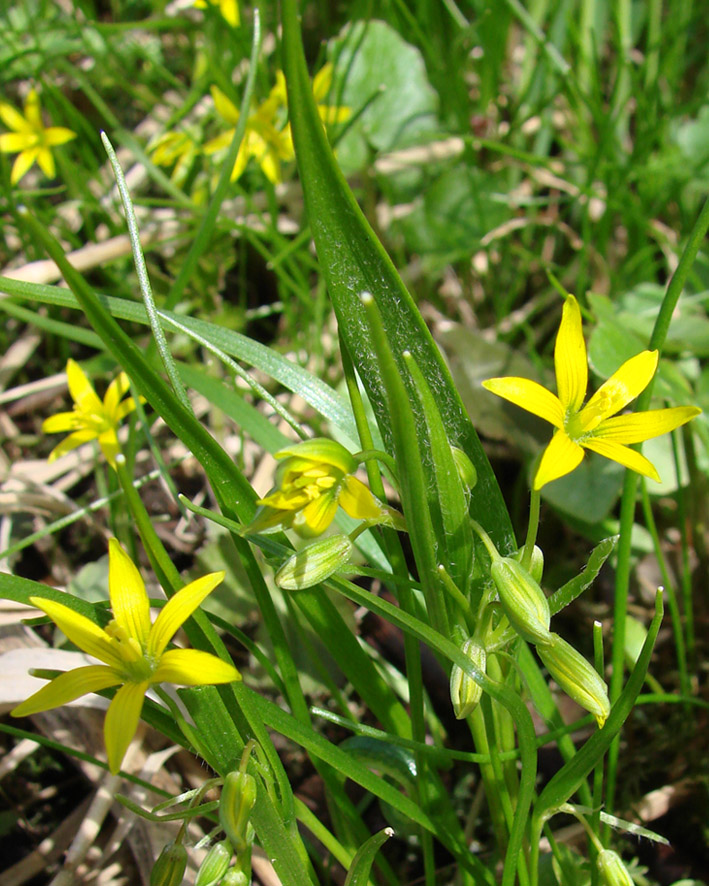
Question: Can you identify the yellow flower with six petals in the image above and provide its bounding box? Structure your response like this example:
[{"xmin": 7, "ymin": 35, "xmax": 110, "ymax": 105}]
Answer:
[
  {"xmin": 11, "ymin": 539, "xmax": 239, "ymax": 774},
  {"xmin": 204, "ymin": 84, "xmax": 293, "ymax": 184},
  {"xmin": 247, "ymin": 438, "xmax": 395, "ymax": 538},
  {"xmin": 273, "ymin": 64, "xmax": 351, "ymax": 127},
  {"xmin": 0, "ymin": 88, "xmax": 76, "ymax": 185},
  {"xmin": 482, "ymin": 295, "xmax": 701, "ymax": 489},
  {"xmin": 43, "ymin": 359, "xmax": 141, "ymax": 469}
]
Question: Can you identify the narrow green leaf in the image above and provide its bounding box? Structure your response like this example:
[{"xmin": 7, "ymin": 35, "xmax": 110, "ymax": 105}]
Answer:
[
  {"xmin": 280, "ymin": 0, "xmax": 515, "ymax": 553},
  {"xmin": 549, "ymin": 536, "xmax": 618, "ymax": 615},
  {"xmin": 344, "ymin": 827, "xmax": 394, "ymax": 886}
]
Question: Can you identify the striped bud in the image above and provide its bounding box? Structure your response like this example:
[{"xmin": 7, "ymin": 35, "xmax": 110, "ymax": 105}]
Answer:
[
  {"xmin": 150, "ymin": 842, "xmax": 187, "ymax": 886},
  {"xmin": 597, "ymin": 849, "xmax": 634, "ymax": 886},
  {"xmin": 275, "ymin": 535, "xmax": 353, "ymax": 590},
  {"xmin": 537, "ymin": 633, "xmax": 610, "ymax": 728},
  {"xmin": 491, "ymin": 557, "xmax": 552, "ymax": 646},
  {"xmin": 219, "ymin": 770, "xmax": 257, "ymax": 852},
  {"xmin": 194, "ymin": 840, "xmax": 232, "ymax": 886},
  {"xmin": 513, "ymin": 545, "xmax": 544, "ymax": 584},
  {"xmin": 450, "ymin": 640, "xmax": 486, "ymax": 719},
  {"xmin": 220, "ymin": 872, "xmax": 249, "ymax": 886}
]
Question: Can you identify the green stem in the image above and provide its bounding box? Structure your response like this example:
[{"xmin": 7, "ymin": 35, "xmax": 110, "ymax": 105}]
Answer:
[{"xmin": 521, "ymin": 488, "xmax": 541, "ymax": 571}]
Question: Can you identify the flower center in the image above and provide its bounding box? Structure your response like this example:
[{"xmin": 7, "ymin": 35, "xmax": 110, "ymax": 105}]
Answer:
[{"xmin": 105, "ymin": 620, "xmax": 155, "ymax": 681}]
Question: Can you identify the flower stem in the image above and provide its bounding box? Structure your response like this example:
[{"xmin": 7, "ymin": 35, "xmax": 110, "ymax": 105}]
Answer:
[{"xmin": 521, "ymin": 488, "xmax": 540, "ymax": 572}]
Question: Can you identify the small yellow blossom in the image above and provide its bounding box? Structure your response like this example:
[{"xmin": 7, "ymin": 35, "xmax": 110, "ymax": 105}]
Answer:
[
  {"xmin": 204, "ymin": 85, "xmax": 293, "ymax": 184},
  {"xmin": 273, "ymin": 64, "xmax": 351, "ymax": 127},
  {"xmin": 482, "ymin": 295, "xmax": 701, "ymax": 489},
  {"xmin": 11, "ymin": 539, "xmax": 239, "ymax": 773},
  {"xmin": 194, "ymin": 0, "xmax": 240, "ymax": 27},
  {"xmin": 0, "ymin": 88, "xmax": 76, "ymax": 185},
  {"xmin": 149, "ymin": 130, "xmax": 199, "ymax": 183},
  {"xmin": 245, "ymin": 438, "xmax": 397, "ymax": 538},
  {"xmin": 43, "ymin": 359, "xmax": 140, "ymax": 469}
]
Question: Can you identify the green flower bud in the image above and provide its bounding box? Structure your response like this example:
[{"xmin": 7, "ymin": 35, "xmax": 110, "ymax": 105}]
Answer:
[
  {"xmin": 513, "ymin": 545, "xmax": 544, "ymax": 584},
  {"xmin": 195, "ymin": 841, "xmax": 232, "ymax": 886},
  {"xmin": 451, "ymin": 447, "xmax": 477, "ymax": 491},
  {"xmin": 597, "ymin": 849, "xmax": 634, "ymax": 886},
  {"xmin": 450, "ymin": 640, "xmax": 486, "ymax": 719},
  {"xmin": 150, "ymin": 841, "xmax": 187, "ymax": 886},
  {"xmin": 219, "ymin": 771, "xmax": 257, "ymax": 852},
  {"xmin": 537, "ymin": 633, "xmax": 610, "ymax": 728},
  {"xmin": 220, "ymin": 872, "xmax": 249, "ymax": 886},
  {"xmin": 491, "ymin": 557, "xmax": 552, "ymax": 646},
  {"xmin": 275, "ymin": 535, "xmax": 353, "ymax": 590}
]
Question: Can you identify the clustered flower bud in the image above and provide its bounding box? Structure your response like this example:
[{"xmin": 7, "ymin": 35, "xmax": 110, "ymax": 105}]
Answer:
[
  {"xmin": 537, "ymin": 633, "xmax": 611, "ymax": 728},
  {"xmin": 150, "ymin": 841, "xmax": 187, "ymax": 886},
  {"xmin": 449, "ymin": 639, "xmax": 486, "ymax": 719},
  {"xmin": 195, "ymin": 840, "xmax": 232, "ymax": 886},
  {"xmin": 491, "ymin": 557, "xmax": 552, "ymax": 647},
  {"xmin": 275, "ymin": 535, "xmax": 353, "ymax": 590},
  {"xmin": 597, "ymin": 849, "xmax": 635, "ymax": 886},
  {"xmin": 219, "ymin": 769, "xmax": 257, "ymax": 852}
]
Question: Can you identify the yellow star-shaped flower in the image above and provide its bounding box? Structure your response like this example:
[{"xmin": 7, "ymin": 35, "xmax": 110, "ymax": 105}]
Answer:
[
  {"xmin": 273, "ymin": 64, "xmax": 351, "ymax": 128},
  {"xmin": 204, "ymin": 85, "xmax": 293, "ymax": 184},
  {"xmin": 482, "ymin": 295, "xmax": 701, "ymax": 489},
  {"xmin": 43, "ymin": 359, "xmax": 141, "ymax": 469},
  {"xmin": 0, "ymin": 88, "xmax": 76, "ymax": 185},
  {"xmin": 246, "ymin": 438, "xmax": 397, "ymax": 538},
  {"xmin": 12, "ymin": 539, "xmax": 239, "ymax": 773}
]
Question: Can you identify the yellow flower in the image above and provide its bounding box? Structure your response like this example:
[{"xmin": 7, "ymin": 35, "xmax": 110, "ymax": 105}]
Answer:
[
  {"xmin": 194, "ymin": 0, "xmax": 240, "ymax": 27},
  {"xmin": 482, "ymin": 295, "xmax": 701, "ymax": 489},
  {"xmin": 43, "ymin": 359, "xmax": 141, "ymax": 469},
  {"xmin": 246, "ymin": 438, "xmax": 394, "ymax": 538},
  {"xmin": 204, "ymin": 85, "xmax": 293, "ymax": 184},
  {"xmin": 273, "ymin": 64, "xmax": 351, "ymax": 127},
  {"xmin": 0, "ymin": 88, "xmax": 76, "ymax": 185},
  {"xmin": 148, "ymin": 130, "xmax": 199, "ymax": 183},
  {"xmin": 11, "ymin": 539, "xmax": 239, "ymax": 773}
]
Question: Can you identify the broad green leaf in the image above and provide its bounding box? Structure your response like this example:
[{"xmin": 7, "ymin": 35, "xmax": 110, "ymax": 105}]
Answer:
[{"xmin": 281, "ymin": 0, "xmax": 515, "ymax": 555}]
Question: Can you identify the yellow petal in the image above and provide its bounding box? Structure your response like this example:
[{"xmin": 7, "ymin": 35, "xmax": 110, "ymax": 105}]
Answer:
[
  {"xmin": 218, "ymin": 0, "xmax": 240, "ymax": 26},
  {"xmin": 318, "ymin": 105, "xmax": 351, "ymax": 125},
  {"xmin": 152, "ymin": 648, "xmax": 240, "ymax": 684},
  {"xmin": 44, "ymin": 126, "xmax": 77, "ymax": 147},
  {"xmin": 46, "ymin": 429, "xmax": 99, "ymax": 462},
  {"xmin": 312, "ymin": 63, "xmax": 334, "ymax": 101},
  {"xmin": 98, "ymin": 428, "xmax": 121, "ymax": 469},
  {"xmin": 554, "ymin": 295, "xmax": 587, "ymax": 413},
  {"xmin": 42, "ymin": 410, "xmax": 84, "ymax": 433},
  {"xmin": 593, "ymin": 406, "xmax": 701, "ymax": 443},
  {"xmin": 482, "ymin": 377, "xmax": 565, "ymax": 428},
  {"xmin": 339, "ymin": 475, "xmax": 383, "ymax": 520},
  {"xmin": 210, "ymin": 86, "xmax": 240, "ymax": 125},
  {"xmin": 23, "ymin": 89, "xmax": 43, "ymax": 130},
  {"xmin": 104, "ymin": 680, "xmax": 149, "ymax": 773},
  {"xmin": 147, "ymin": 571, "xmax": 225, "ymax": 658},
  {"xmin": 229, "ymin": 142, "xmax": 250, "ymax": 181},
  {"xmin": 294, "ymin": 492, "xmax": 339, "ymax": 537},
  {"xmin": 533, "ymin": 430, "xmax": 585, "ymax": 489},
  {"xmin": 11, "ymin": 665, "xmax": 122, "ymax": 717},
  {"xmin": 582, "ymin": 438, "xmax": 660, "ymax": 482},
  {"xmin": 0, "ymin": 101, "xmax": 32, "ymax": 133},
  {"xmin": 259, "ymin": 149, "xmax": 281, "ymax": 184},
  {"xmin": 11, "ymin": 148, "xmax": 39, "ymax": 185},
  {"xmin": 29, "ymin": 597, "xmax": 122, "ymax": 669},
  {"xmin": 36, "ymin": 147, "xmax": 56, "ymax": 179},
  {"xmin": 579, "ymin": 350, "xmax": 658, "ymax": 429},
  {"xmin": 204, "ymin": 130, "xmax": 235, "ymax": 155},
  {"xmin": 0, "ymin": 131, "xmax": 36, "ymax": 152},
  {"xmin": 66, "ymin": 359, "xmax": 104, "ymax": 416},
  {"xmin": 108, "ymin": 539, "xmax": 151, "ymax": 648},
  {"xmin": 257, "ymin": 487, "xmax": 312, "ymax": 511},
  {"xmin": 114, "ymin": 397, "xmax": 140, "ymax": 423},
  {"xmin": 276, "ymin": 438, "xmax": 359, "ymax": 475},
  {"xmin": 103, "ymin": 372, "xmax": 131, "ymax": 417}
]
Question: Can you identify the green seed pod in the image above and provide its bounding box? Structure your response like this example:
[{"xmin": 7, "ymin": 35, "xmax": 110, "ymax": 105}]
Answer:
[
  {"xmin": 537, "ymin": 633, "xmax": 611, "ymax": 728},
  {"xmin": 449, "ymin": 640, "xmax": 486, "ymax": 719},
  {"xmin": 597, "ymin": 849, "xmax": 634, "ymax": 886},
  {"xmin": 513, "ymin": 545, "xmax": 544, "ymax": 584},
  {"xmin": 451, "ymin": 446, "xmax": 477, "ymax": 491},
  {"xmin": 194, "ymin": 840, "xmax": 232, "ymax": 886},
  {"xmin": 219, "ymin": 771, "xmax": 257, "ymax": 852},
  {"xmin": 275, "ymin": 535, "xmax": 353, "ymax": 590},
  {"xmin": 150, "ymin": 841, "xmax": 187, "ymax": 886},
  {"xmin": 491, "ymin": 557, "xmax": 552, "ymax": 646}
]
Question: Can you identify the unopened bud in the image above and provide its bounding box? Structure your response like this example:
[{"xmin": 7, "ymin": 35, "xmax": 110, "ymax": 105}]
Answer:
[
  {"xmin": 597, "ymin": 849, "xmax": 634, "ymax": 886},
  {"xmin": 450, "ymin": 640, "xmax": 486, "ymax": 719},
  {"xmin": 275, "ymin": 535, "xmax": 353, "ymax": 590},
  {"xmin": 451, "ymin": 447, "xmax": 477, "ymax": 491},
  {"xmin": 219, "ymin": 771, "xmax": 257, "ymax": 852},
  {"xmin": 150, "ymin": 841, "xmax": 187, "ymax": 886},
  {"xmin": 513, "ymin": 545, "xmax": 544, "ymax": 584},
  {"xmin": 220, "ymin": 872, "xmax": 249, "ymax": 886},
  {"xmin": 491, "ymin": 557, "xmax": 552, "ymax": 646},
  {"xmin": 537, "ymin": 633, "xmax": 610, "ymax": 728},
  {"xmin": 195, "ymin": 840, "xmax": 232, "ymax": 886}
]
